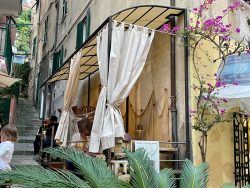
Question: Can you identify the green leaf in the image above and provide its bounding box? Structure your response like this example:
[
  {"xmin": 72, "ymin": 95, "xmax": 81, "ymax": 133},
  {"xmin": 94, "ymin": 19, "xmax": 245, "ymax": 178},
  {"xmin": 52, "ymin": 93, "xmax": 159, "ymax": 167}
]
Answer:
[
  {"xmin": 43, "ymin": 147, "xmax": 115, "ymax": 187},
  {"xmin": 180, "ymin": 160, "xmax": 209, "ymax": 188},
  {"xmin": 0, "ymin": 165, "xmax": 90, "ymax": 188},
  {"xmin": 221, "ymin": 183, "xmax": 235, "ymax": 188},
  {"xmin": 157, "ymin": 169, "xmax": 176, "ymax": 188},
  {"xmin": 124, "ymin": 148, "xmax": 158, "ymax": 188}
]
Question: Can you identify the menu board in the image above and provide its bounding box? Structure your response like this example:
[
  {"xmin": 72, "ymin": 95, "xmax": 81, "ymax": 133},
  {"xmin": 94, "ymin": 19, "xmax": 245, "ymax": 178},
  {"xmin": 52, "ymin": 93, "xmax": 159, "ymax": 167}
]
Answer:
[
  {"xmin": 219, "ymin": 53, "xmax": 250, "ymax": 85},
  {"xmin": 134, "ymin": 140, "xmax": 159, "ymax": 172}
]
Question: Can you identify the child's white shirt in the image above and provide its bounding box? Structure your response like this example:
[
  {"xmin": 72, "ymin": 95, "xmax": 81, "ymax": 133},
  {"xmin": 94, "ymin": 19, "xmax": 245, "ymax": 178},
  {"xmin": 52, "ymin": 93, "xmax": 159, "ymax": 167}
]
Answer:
[{"xmin": 0, "ymin": 141, "xmax": 14, "ymax": 170}]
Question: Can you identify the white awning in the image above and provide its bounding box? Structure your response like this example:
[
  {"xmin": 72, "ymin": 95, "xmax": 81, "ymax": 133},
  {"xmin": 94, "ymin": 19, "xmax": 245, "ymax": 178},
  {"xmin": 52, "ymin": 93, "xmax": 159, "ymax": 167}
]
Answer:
[{"xmin": 212, "ymin": 84, "xmax": 250, "ymax": 113}]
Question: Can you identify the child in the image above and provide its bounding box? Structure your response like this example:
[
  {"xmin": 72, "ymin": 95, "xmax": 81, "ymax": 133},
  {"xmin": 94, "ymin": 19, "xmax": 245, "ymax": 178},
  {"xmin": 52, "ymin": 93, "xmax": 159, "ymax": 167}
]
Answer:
[{"xmin": 0, "ymin": 125, "xmax": 17, "ymax": 171}]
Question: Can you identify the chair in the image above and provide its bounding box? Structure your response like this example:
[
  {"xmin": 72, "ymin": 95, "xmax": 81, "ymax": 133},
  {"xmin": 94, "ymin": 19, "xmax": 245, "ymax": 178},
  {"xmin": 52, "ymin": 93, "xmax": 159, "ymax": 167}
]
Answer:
[
  {"xmin": 40, "ymin": 124, "xmax": 65, "ymax": 169},
  {"xmin": 70, "ymin": 106, "xmax": 95, "ymax": 151}
]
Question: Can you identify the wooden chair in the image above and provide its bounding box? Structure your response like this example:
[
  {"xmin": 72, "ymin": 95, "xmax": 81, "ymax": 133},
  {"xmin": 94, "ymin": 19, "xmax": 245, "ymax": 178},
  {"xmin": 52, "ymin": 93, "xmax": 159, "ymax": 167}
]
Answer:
[{"xmin": 40, "ymin": 125, "xmax": 65, "ymax": 169}]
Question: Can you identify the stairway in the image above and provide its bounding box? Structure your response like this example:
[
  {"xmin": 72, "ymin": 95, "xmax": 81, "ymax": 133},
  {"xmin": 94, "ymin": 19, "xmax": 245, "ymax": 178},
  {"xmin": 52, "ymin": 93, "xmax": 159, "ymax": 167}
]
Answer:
[{"xmin": 11, "ymin": 98, "xmax": 41, "ymax": 165}]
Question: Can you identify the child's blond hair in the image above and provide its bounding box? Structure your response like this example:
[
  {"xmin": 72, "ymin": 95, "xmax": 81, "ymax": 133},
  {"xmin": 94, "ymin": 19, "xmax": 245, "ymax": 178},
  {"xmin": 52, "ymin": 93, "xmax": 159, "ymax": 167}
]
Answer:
[{"xmin": 1, "ymin": 124, "xmax": 18, "ymax": 142}]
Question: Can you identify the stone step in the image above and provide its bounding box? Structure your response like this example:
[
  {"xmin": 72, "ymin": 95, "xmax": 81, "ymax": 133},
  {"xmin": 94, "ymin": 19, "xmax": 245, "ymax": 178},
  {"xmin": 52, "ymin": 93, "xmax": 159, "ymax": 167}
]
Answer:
[
  {"xmin": 13, "ymin": 98, "xmax": 41, "ymax": 163},
  {"xmin": 16, "ymin": 126, "xmax": 39, "ymax": 131},
  {"xmin": 13, "ymin": 150, "xmax": 34, "ymax": 155},
  {"xmin": 11, "ymin": 155, "xmax": 39, "ymax": 165},
  {"xmin": 17, "ymin": 131, "xmax": 39, "ymax": 135},
  {"xmin": 15, "ymin": 143, "xmax": 34, "ymax": 151},
  {"xmin": 17, "ymin": 136, "xmax": 35, "ymax": 143}
]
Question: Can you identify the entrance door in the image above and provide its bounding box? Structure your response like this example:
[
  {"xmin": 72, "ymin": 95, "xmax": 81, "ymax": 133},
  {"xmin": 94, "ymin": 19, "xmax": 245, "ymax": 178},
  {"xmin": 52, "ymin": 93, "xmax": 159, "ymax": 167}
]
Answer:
[{"xmin": 233, "ymin": 112, "xmax": 249, "ymax": 187}]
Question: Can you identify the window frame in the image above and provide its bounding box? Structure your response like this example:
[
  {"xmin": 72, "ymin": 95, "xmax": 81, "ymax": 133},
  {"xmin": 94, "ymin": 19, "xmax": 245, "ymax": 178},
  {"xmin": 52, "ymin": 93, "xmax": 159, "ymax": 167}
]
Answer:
[
  {"xmin": 44, "ymin": 17, "xmax": 48, "ymax": 45},
  {"xmin": 62, "ymin": 0, "xmax": 68, "ymax": 18},
  {"xmin": 75, "ymin": 9, "xmax": 91, "ymax": 49}
]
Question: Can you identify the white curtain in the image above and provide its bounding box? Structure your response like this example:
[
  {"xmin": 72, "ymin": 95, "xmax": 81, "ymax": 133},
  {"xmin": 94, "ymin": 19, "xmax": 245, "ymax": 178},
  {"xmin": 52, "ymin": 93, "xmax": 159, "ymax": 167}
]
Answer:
[
  {"xmin": 55, "ymin": 52, "xmax": 82, "ymax": 146},
  {"xmin": 89, "ymin": 22, "xmax": 155, "ymax": 152}
]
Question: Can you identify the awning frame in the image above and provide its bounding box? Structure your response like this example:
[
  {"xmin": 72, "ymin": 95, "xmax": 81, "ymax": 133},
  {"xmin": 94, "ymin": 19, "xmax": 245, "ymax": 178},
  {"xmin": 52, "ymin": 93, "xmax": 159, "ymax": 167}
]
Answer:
[
  {"xmin": 41, "ymin": 4, "xmax": 190, "ymax": 160},
  {"xmin": 41, "ymin": 5, "xmax": 187, "ymax": 86}
]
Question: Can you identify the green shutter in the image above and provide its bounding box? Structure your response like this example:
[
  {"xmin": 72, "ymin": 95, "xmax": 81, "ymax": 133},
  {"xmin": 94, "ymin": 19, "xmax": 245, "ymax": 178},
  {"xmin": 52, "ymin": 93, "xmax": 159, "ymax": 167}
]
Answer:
[
  {"xmin": 59, "ymin": 46, "xmax": 64, "ymax": 66},
  {"xmin": 63, "ymin": 0, "xmax": 67, "ymax": 17},
  {"xmin": 32, "ymin": 37, "xmax": 37, "ymax": 57},
  {"xmin": 76, "ymin": 21, "xmax": 83, "ymax": 49},
  {"xmin": 52, "ymin": 52, "xmax": 59, "ymax": 74},
  {"xmin": 76, "ymin": 9, "xmax": 90, "ymax": 49},
  {"xmin": 44, "ymin": 17, "xmax": 48, "ymax": 43},
  {"xmin": 86, "ymin": 8, "xmax": 91, "ymax": 38},
  {"xmin": 4, "ymin": 23, "xmax": 12, "ymax": 74}
]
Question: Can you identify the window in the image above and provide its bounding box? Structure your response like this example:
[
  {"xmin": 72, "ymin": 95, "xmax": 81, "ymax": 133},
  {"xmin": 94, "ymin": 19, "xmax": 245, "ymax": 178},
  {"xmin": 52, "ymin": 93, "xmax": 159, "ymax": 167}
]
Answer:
[
  {"xmin": 58, "ymin": 46, "xmax": 64, "ymax": 66},
  {"xmin": 76, "ymin": 9, "xmax": 90, "ymax": 49},
  {"xmin": 52, "ymin": 46, "xmax": 64, "ymax": 74},
  {"xmin": 62, "ymin": 0, "xmax": 67, "ymax": 17},
  {"xmin": 32, "ymin": 37, "xmax": 37, "ymax": 58},
  {"xmin": 44, "ymin": 17, "xmax": 48, "ymax": 44}
]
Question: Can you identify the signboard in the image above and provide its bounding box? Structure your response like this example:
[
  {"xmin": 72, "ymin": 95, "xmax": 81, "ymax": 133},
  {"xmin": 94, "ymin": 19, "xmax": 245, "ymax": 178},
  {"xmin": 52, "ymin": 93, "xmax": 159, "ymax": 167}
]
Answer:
[
  {"xmin": 134, "ymin": 140, "xmax": 159, "ymax": 172},
  {"xmin": 13, "ymin": 55, "xmax": 25, "ymax": 64},
  {"xmin": 219, "ymin": 53, "xmax": 250, "ymax": 85}
]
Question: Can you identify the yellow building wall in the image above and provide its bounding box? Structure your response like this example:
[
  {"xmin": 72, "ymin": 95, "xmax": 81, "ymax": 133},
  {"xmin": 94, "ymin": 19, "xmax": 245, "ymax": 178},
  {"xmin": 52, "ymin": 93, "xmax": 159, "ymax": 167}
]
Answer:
[{"xmin": 189, "ymin": 38, "xmax": 235, "ymax": 187}]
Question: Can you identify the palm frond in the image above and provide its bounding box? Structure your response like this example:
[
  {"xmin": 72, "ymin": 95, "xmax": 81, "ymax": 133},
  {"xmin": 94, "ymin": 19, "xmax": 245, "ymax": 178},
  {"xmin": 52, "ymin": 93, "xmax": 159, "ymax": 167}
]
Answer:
[
  {"xmin": 124, "ymin": 148, "xmax": 158, "ymax": 188},
  {"xmin": 157, "ymin": 169, "xmax": 176, "ymax": 188},
  {"xmin": 0, "ymin": 165, "xmax": 90, "ymax": 188},
  {"xmin": 43, "ymin": 147, "xmax": 114, "ymax": 187},
  {"xmin": 180, "ymin": 159, "xmax": 209, "ymax": 188},
  {"xmin": 221, "ymin": 183, "xmax": 235, "ymax": 188},
  {"xmin": 101, "ymin": 178, "xmax": 133, "ymax": 188}
]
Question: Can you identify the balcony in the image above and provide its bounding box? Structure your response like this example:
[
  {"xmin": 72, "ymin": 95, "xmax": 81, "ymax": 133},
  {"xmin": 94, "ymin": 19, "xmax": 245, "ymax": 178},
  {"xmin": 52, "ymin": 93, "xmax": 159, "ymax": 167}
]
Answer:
[{"xmin": 0, "ymin": 0, "xmax": 22, "ymax": 17}]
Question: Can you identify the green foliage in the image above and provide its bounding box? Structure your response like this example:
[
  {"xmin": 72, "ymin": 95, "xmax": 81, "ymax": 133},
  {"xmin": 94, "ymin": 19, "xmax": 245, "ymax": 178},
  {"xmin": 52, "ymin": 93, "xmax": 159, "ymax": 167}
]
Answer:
[
  {"xmin": 180, "ymin": 160, "xmax": 209, "ymax": 188},
  {"xmin": 0, "ymin": 165, "xmax": 90, "ymax": 188},
  {"xmin": 12, "ymin": 62, "xmax": 31, "ymax": 85},
  {"xmin": 124, "ymin": 148, "xmax": 157, "ymax": 188},
  {"xmin": 16, "ymin": 10, "xmax": 31, "ymax": 53},
  {"xmin": 157, "ymin": 169, "xmax": 175, "ymax": 188},
  {"xmin": 43, "ymin": 147, "xmax": 129, "ymax": 188},
  {"xmin": 0, "ymin": 147, "xmax": 248, "ymax": 188},
  {"xmin": 0, "ymin": 83, "xmax": 20, "ymax": 97}
]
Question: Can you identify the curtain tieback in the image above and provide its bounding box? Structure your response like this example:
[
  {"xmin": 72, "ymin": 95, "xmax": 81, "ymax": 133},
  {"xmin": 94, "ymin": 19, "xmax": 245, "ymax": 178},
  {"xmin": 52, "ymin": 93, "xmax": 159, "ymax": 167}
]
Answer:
[{"xmin": 106, "ymin": 103, "xmax": 122, "ymax": 115}]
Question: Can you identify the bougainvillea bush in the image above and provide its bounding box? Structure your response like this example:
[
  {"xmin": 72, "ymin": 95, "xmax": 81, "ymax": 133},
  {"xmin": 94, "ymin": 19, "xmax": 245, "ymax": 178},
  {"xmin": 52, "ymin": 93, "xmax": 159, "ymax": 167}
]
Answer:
[{"xmin": 162, "ymin": 0, "xmax": 250, "ymax": 162}]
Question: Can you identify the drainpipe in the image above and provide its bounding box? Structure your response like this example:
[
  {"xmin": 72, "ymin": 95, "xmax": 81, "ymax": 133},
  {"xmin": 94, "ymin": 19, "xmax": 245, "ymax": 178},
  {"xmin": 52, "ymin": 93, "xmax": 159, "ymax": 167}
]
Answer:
[
  {"xmin": 33, "ymin": 0, "xmax": 42, "ymax": 106},
  {"xmin": 184, "ymin": 10, "xmax": 192, "ymax": 160},
  {"xmin": 170, "ymin": 16, "xmax": 178, "ymax": 167},
  {"xmin": 170, "ymin": 0, "xmax": 178, "ymax": 169}
]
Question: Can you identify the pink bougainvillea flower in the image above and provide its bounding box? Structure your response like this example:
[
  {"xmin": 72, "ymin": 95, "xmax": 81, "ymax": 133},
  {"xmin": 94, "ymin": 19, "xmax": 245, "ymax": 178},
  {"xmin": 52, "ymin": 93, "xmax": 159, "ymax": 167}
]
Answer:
[
  {"xmin": 220, "ymin": 109, "xmax": 226, "ymax": 114},
  {"xmin": 193, "ymin": 8, "xmax": 198, "ymax": 12},
  {"xmin": 207, "ymin": 83, "xmax": 212, "ymax": 87},
  {"xmin": 222, "ymin": 99, "xmax": 228, "ymax": 103},
  {"xmin": 235, "ymin": 28, "xmax": 240, "ymax": 33},
  {"xmin": 190, "ymin": 109, "xmax": 197, "ymax": 113},
  {"xmin": 219, "ymin": 27, "xmax": 227, "ymax": 33},
  {"xmin": 172, "ymin": 25, "xmax": 180, "ymax": 33},
  {"xmin": 161, "ymin": 24, "xmax": 171, "ymax": 32}
]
